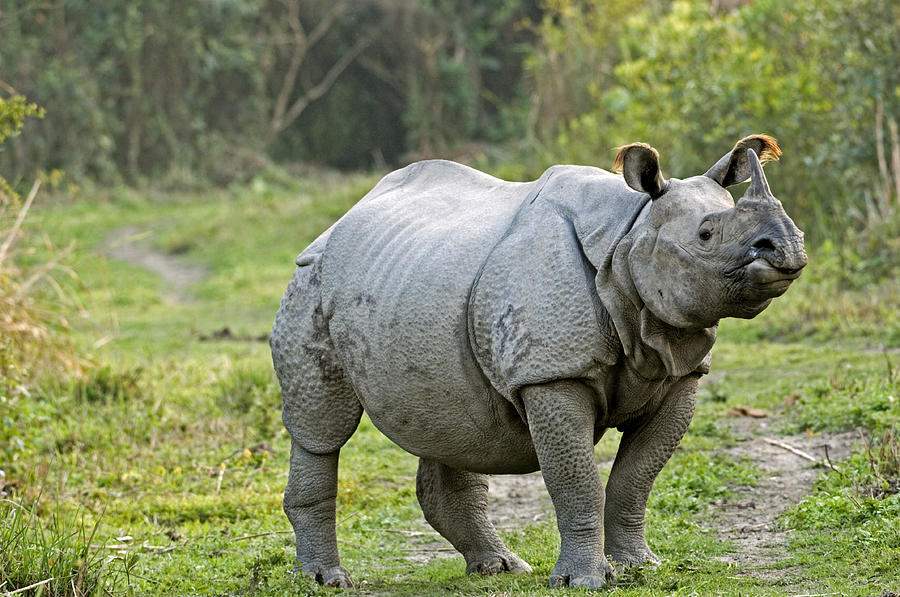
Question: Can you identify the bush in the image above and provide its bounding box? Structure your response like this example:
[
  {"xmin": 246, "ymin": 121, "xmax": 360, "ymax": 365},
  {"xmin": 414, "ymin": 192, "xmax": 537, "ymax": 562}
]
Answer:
[{"xmin": 523, "ymin": 0, "xmax": 900, "ymax": 244}]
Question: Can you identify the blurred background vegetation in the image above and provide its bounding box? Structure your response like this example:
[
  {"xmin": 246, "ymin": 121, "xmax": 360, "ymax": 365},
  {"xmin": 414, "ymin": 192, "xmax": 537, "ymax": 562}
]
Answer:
[{"xmin": 0, "ymin": 0, "xmax": 897, "ymax": 227}]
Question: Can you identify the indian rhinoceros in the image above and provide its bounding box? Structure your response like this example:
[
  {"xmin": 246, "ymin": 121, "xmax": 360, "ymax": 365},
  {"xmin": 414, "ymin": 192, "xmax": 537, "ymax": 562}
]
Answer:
[{"xmin": 270, "ymin": 135, "xmax": 806, "ymax": 589}]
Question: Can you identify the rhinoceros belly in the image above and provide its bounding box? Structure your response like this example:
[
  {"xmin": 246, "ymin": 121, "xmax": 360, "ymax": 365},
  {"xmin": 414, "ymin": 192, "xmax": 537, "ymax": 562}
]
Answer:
[{"xmin": 319, "ymin": 161, "xmax": 541, "ymax": 473}]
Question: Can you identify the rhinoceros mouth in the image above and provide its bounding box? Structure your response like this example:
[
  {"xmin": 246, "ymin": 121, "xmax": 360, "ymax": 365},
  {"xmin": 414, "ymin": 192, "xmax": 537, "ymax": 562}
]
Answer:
[
  {"xmin": 746, "ymin": 258, "xmax": 803, "ymax": 283},
  {"xmin": 741, "ymin": 258, "xmax": 801, "ymax": 300}
]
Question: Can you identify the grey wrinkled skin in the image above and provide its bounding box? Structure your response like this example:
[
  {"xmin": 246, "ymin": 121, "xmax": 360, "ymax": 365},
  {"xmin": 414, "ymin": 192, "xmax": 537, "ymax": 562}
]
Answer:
[{"xmin": 270, "ymin": 135, "xmax": 806, "ymax": 590}]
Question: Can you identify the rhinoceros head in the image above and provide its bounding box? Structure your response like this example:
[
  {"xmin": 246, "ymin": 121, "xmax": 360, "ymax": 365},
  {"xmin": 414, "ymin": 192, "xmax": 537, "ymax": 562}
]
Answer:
[{"xmin": 614, "ymin": 135, "xmax": 806, "ymax": 329}]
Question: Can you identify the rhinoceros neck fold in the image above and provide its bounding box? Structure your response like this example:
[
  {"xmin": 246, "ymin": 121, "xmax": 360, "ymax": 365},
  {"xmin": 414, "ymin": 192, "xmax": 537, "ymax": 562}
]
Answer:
[
  {"xmin": 594, "ymin": 233, "xmax": 717, "ymax": 380},
  {"xmin": 543, "ymin": 172, "xmax": 717, "ymax": 380}
]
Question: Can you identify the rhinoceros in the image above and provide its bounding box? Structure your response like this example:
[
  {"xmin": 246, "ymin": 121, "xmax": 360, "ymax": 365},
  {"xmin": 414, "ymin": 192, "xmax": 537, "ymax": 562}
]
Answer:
[{"xmin": 270, "ymin": 135, "xmax": 806, "ymax": 589}]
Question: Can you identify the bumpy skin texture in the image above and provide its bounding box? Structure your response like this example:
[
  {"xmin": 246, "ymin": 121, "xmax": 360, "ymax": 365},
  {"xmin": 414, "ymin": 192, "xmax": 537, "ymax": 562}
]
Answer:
[{"xmin": 270, "ymin": 136, "xmax": 806, "ymax": 589}]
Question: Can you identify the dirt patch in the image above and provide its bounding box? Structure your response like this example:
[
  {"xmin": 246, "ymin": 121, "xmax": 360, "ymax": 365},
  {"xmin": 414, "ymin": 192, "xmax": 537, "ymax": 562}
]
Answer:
[
  {"xmin": 488, "ymin": 472, "xmax": 552, "ymax": 529},
  {"xmin": 406, "ymin": 419, "xmax": 860, "ymax": 578},
  {"xmin": 712, "ymin": 418, "xmax": 859, "ymax": 580},
  {"xmin": 103, "ymin": 226, "xmax": 207, "ymax": 302},
  {"xmin": 484, "ymin": 422, "xmax": 860, "ymax": 551}
]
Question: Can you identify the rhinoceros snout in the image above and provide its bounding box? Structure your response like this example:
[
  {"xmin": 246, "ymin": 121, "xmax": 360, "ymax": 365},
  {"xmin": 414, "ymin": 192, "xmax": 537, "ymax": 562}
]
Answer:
[{"xmin": 747, "ymin": 233, "xmax": 807, "ymax": 275}]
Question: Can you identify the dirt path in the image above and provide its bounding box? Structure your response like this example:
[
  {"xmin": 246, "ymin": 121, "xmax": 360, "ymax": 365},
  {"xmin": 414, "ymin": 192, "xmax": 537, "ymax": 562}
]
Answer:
[
  {"xmin": 103, "ymin": 226, "xmax": 207, "ymax": 302},
  {"xmin": 713, "ymin": 419, "xmax": 858, "ymax": 581},
  {"xmin": 408, "ymin": 418, "xmax": 859, "ymax": 581}
]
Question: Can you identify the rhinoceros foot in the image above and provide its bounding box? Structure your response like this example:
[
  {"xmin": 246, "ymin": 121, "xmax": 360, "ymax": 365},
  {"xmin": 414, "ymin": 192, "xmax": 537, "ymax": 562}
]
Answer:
[
  {"xmin": 465, "ymin": 551, "xmax": 532, "ymax": 576},
  {"xmin": 548, "ymin": 558, "xmax": 615, "ymax": 590},
  {"xmin": 302, "ymin": 563, "xmax": 354, "ymax": 589},
  {"xmin": 605, "ymin": 540, "xmax": 661, "ymax": 573}
]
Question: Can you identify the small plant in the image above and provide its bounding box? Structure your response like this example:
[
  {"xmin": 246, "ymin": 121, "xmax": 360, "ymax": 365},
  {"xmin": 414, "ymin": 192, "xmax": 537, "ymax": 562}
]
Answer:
[
  {"xmin": 0, "ymin": 493, "xmax": 124, "ymax": 596},
  {"xmin": 858, "ymin": 427, "xmax": 900, "ymax": 500}
]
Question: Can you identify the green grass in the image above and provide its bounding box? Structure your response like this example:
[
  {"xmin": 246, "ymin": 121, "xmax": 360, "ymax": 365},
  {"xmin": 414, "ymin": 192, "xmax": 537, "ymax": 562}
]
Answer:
[{"xmin": 2, "ymin": 172, "xmax": 899, "ymax": 595}]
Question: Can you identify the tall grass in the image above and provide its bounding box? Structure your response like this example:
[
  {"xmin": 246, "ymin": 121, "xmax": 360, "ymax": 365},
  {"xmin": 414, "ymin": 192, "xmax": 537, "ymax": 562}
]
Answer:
[
  {"xmin": 0, "ymin": 180, "xmax": 83, "ymax": 389},
  {"xmin": 0, "ymin": 496, "xmax": 112, "ymax": 596}
]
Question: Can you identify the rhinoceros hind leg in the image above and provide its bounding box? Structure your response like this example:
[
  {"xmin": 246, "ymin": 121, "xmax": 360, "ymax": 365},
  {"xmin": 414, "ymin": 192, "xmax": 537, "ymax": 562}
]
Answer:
[
  {"xmin": 416, "ymin": 458, "xmax": 532, "ymax": 576},
  {"xmin": 284, "ymin": 442, "xmax": 355, "ymax": 588}
]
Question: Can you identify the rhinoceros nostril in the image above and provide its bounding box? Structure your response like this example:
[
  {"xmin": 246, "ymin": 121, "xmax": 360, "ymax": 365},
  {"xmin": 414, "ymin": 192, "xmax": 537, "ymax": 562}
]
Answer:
[{"xmin": 751, "ymin": 237, "xmax": 776, "ymax": 252}]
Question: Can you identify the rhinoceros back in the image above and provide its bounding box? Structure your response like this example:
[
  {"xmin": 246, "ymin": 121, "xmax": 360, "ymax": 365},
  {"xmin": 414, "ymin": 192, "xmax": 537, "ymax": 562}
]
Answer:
[{"xmin": 317, "ymin": 160, "xmax": 542, "ymax": 467}]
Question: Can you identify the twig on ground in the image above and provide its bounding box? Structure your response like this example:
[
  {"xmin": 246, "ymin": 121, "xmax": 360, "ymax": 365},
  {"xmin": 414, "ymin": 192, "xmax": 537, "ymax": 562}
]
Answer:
[
  {"xmin": 822, "ymin": 444, "xmax": 842, "ymax": 474},
  {"xmin": 336, "ymin": 507, "xmax": 363, "ymax": 526},
  {"xmin": 215, "ymin": 467, "xmax": 225, "ymax": 493},
  {"xmin": 761, "ymin": 437, "xmax": 840, "ymax": 472},
  {"xmin": 2, "ymin": 577, "xmax": 53, "ymax": 595},
  {"xmin": 141, "ymin": 544, "xmax": 178, "ymax": 553},
  {"xmin": 762, "ymin": 437, "xmax": 818, "ymax": 462},
  {"xmin": 232, "ymin": 530, "xmax": 294, "ymax": 541},
  {"xmin": 91, "ymin": 543, "xmax": 177, "ymax": 553}
]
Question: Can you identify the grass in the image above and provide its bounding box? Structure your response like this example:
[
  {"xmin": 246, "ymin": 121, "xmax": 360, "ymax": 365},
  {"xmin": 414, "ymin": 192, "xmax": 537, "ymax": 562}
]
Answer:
[{"xmin": 1, "ymin": 171, "xmax": 899, "ymax": 595}]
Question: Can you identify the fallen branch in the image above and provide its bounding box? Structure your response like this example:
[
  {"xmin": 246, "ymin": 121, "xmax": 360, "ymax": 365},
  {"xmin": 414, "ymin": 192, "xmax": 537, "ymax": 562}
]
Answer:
[
  {"xmin": 232, "ymin": 530, "xmax": 294, "ymax": 542},
  {"xmin": 762, "ymin": 437, "xmax": 841, "ymax": 473},
  {"xmin": 90, "ymin": 543, "xmax": 176, "ymax": 553},
  {"xmin": 761, "ymin": 437, "xmax": 817, "ymax": 462},
  {"xmin": 2, "ymin": 577, "xmax": 53, "ymax": 596}
]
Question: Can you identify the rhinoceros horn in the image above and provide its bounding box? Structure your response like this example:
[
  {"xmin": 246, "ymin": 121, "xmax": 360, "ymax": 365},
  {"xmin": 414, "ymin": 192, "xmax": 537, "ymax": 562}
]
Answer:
[{"xmin": 740, "ymin": 148, "xmax": 776, "ymax": 204}]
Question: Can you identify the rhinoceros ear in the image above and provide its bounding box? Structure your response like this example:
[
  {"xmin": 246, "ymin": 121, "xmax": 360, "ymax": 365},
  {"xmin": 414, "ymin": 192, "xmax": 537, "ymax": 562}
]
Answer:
[
  {"xmin": 614, "ymin": 143, "xmax": 667, "ymax": 198},
  {"xmin": 704, "ymin": 134, "xmax": 781, "ymax": 187}
]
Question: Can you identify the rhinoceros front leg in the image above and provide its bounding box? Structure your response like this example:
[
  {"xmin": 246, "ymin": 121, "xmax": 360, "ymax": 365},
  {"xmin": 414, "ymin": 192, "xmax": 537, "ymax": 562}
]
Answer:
[
  {"xmin": 522, "ymin": 380, "xmax": 615, "ymax": 590},
  {"xmin": 416, "ymin": 458, "xmax": 532, "ymax": 576},
  {"xmin": 604, "ymin": 375, "xmax": 698, "ymax": 568}
]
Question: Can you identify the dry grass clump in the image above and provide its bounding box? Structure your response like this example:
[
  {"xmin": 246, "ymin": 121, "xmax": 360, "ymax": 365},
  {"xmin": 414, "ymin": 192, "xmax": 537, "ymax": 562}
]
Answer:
[{"xmin": 1, "ymin": 180, "xmax": 83, "ymax": 388}]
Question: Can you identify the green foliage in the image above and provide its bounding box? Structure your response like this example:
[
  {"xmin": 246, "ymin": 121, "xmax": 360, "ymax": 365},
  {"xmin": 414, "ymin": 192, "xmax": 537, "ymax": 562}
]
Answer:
[
  {"xmin": 0, "ymin": 94, "xmax": 83, "ymax": 394},
  {"xmin": 0, "ymin": 94, "xmax": 44, "ymax": 200},
  {"xmin": 0, "ymin": 495, "xmax": 131, "ymax": 596},
  {"xmin": 0, "ymin": 0, "xmax": 539, "ymax": 180},
  {"xmin": 787, "ymin": 366, "xmax": 900, "ymax": 434},
  {"xmin": 521, "ymin": 0, "xmax": 900, "ymax": 249},
  {"xmin": 651, "ymin": 451, "xmax": 758, "ymax": 515},
  {"xmin": 782, "ymin": 458, "xmax": 900, "ymax": 532},
  {"xmin": 0, "ymin": 95, "xmax": 44, "ymax": 146},
  {"xmin": 74, "ymin": 365, "xmax": 143, "ymax": 404}
]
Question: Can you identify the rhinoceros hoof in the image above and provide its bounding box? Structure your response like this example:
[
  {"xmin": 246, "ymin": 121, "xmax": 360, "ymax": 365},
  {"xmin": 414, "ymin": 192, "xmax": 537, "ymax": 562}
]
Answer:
[
  {"xmin": 302, "ymin": 564, "xmax": 354, "ymax": 589},
  {"xmin": 606, "ymin": 546, "xmax": 661, "ymax": 572},
  {"xmin": 465, "ymin": 552, "xmax": 533, "ymax": 576},
  {"xmin": 549, "ymin": 560, "xmax": 615, "ymax": 590}
]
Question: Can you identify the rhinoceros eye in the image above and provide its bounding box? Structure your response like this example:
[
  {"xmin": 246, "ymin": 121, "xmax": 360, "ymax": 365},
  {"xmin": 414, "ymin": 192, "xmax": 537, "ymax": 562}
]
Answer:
[{"xmin": 699, "ymin": 229, "xmax": 713, "ymax": 242}]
